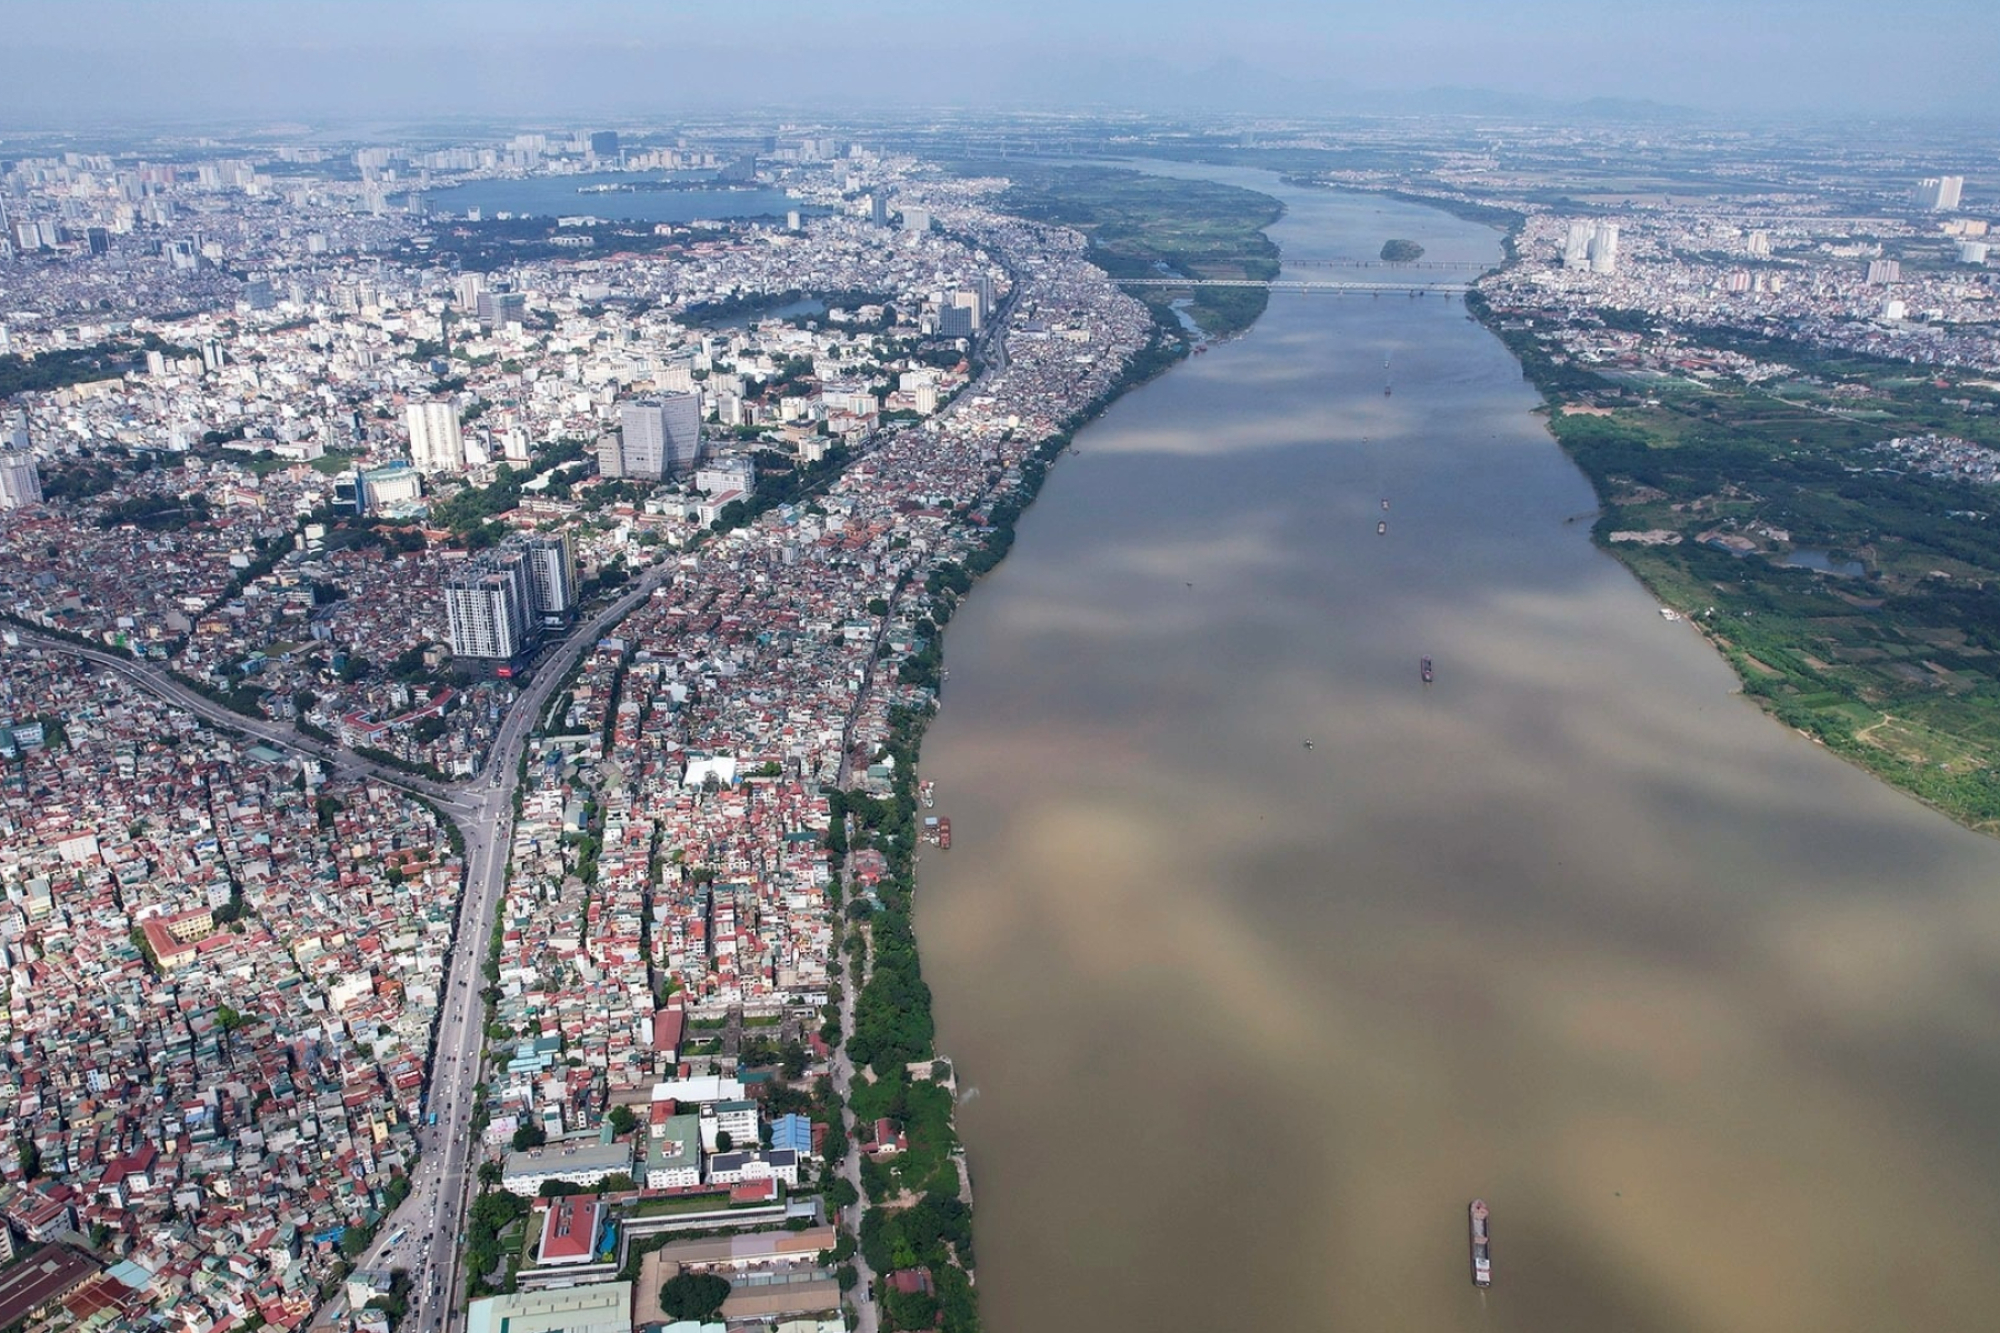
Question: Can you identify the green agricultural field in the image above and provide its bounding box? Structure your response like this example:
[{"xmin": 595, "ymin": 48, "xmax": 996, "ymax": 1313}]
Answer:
[
  {"xmin": 965, "ymin": 163, "xmax": 1283, "ymax": 340},
  {"xmin": 1481, "ymin": 306, "xmax": 2000, "ymax": 833}
]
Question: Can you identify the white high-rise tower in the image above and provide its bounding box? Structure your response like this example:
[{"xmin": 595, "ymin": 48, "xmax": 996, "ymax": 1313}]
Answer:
[{"xmin": 407, "ymin": 400, "xmax": 466, "ymax": 474}]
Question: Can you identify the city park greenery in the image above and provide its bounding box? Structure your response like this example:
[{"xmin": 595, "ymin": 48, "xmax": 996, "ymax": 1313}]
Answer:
[{"xmin": 1472, "ymin": 292, "xmax": 2000, "ymax": 832}]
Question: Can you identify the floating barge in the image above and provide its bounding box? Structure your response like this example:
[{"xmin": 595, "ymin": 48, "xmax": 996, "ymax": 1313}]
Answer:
[{"xmin": 1469, "ymin": 1199, "xmax": 1492, "ymax": 1288}]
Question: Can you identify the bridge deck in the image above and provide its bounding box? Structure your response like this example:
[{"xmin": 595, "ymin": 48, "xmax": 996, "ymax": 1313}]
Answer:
[{"xmin": 1116, "ymin": 277, "xmax": 1471, "ymax": 294}]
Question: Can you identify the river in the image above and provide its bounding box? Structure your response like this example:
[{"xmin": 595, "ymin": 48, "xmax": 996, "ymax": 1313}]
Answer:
[{"xmin": 913, "ymin": 165, "xmax": 2000, "ymax": 1332}]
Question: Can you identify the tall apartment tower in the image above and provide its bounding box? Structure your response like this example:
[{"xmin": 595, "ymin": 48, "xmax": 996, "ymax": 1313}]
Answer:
[
  {"xmin": 407, "ymin": 400, "xmax": 466, "ymax": 474},
  {"xmin": 475, "ymin": 290, "xmax": 525, "ymax": 330},
  {"xmin": 1914, "ymin": 176, "xmax": 1965, "ymax": 211},
  {"xmin": 517, "ymin": 531, "xmax": 579, "ymax": 625},
  {"xmin": 444, "ymin": 534, "xmax": 580, "ymax": 667},
  {"xmin": 0, "ymin": 452, "xmax": 42, "ymax": 509},
  {"xmin": 590, "ymin": 131, "xmax": 620, "ymax": 159},
  {"xmin": 444, "ymin": 556, "xmax": 534, "ymax": 663},
  {"xmin": 1562, "ymin": 221, "xmax": 1594, "ymax": 269},
  {"xmin": 1587, "ymin": 224, "xmax": 1619, "ymax": 275},
  {"xmin": 616, "ymin": 392, "xmax": 702, "ymax": 480}
]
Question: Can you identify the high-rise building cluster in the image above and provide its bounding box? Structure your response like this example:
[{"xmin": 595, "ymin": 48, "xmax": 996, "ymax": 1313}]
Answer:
[
  {"xmin": 1913, "ymin": 175, "xmax": 1965, "ymax": 211},
  {"xmin": 1563, "ymin": 221, "xmax": 1620, "ymax": 274},
  {"xmin": 937, "ymin": 273, "xmax": 998, "ymax": 337},
  {"xmin": 601, "ymin": 392, "xmax": 703, "ymax": 480},
  {"xmin": 443, "ymin": 531, "xmax": 579, "ymax": 668}
]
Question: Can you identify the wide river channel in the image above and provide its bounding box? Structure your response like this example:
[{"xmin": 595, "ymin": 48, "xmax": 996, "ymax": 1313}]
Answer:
[{"xmin": 913, "ymin": 164, "xmax": 2000, "ymax": 1332}]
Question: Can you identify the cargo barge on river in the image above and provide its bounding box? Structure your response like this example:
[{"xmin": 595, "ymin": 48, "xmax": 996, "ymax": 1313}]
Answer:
[{"xmin": 1469, "ymin": 1199, "xmax": 1492, "ymax": 1288}]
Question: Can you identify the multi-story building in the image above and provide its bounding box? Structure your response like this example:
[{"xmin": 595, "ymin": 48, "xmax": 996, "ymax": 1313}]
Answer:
[
  {"xmin": 406, "ymin": 400, "xmax": 465, "ymax": 474},
  {"xmin": 615, "ymin": 393, "xmax": 702, "ymax": 480},
  {"xmin": 1914, "ymin": 175, "xmax": 1965, "ymax": 211},
  {"xmin": 499, "ymin": 1141, "xmax": 634, "ymax": 1197},
  {"xmin": 516, "ymin": 531, "xmax": 579, "ymax": 626},
  {"xmin": 444, "ymin": 552, "xmax": 534, "ymax": 665},
  {"xmin": 597, "ymin": 429, "xmax": 627, "ymax": 479},
  {"xmin": 1587, "ymin": 224, "xmax": 1619, "ymax": 275},
  {"xmin": 643, "ymin": 1112, "xmax": 703, "ymax": 1190},
  {"xmin": 442, "ymin": 535, "xmax": 577, "ymax": 665},
  {"xmin": 0, "ymin": 451, "xmax": 42, "ymax": 509},
  {"xmin": 697, "ymin": 1099, "xmax": 761, "ymax": 1153},
  {"xmin": 704, "ymin": 1148, "xmax": 800, "ymax": 1188},
  {"xmin": 476, "ymin": 290, "xmax": 526, "ymax": 330},
  {"xmin": 693, "ymin": 458, "xmax": 755, "ymax": 498}
]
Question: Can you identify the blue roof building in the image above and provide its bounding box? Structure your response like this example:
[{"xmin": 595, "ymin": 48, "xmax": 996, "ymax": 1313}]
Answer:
[{"xmin": 772, "ymin": 1113, "xmax": 813, "ymax": 1155}]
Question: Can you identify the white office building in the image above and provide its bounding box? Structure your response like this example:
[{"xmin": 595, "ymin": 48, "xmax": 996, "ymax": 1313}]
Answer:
[
  {"xmin": 704, "ymin": 1148, "xmax": 799, "ymax": 1188},
  {"xmin": 698, "ymin": 1100, "xmax": 761, "ymax": 1153},
  {"xmin": 694, "ymin": 458, "xmax": 756, "ymax": 497},
  {"xmin": 615, "ymin": 392, "xmax": 702, "ymax": 480},
  {"xmin": 407, "ymin": 400, "xmax": 466, "ymax": 474},
  {"xmin": 0, "ymin": 452, "xmax": 42, "ymax": 509}
]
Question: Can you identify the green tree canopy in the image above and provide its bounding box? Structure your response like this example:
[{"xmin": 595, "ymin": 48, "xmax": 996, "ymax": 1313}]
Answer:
[{"xmin": 659, "ymin": 1273, "xmax": 731, "ymax": 1321}]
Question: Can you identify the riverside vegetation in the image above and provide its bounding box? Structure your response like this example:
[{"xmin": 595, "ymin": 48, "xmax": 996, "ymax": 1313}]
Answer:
[
  {"xmin": 960, "ymin": 163, "xmax": 1283, "ymax": 341},
  {"xmin": 1471, "ymin": 291, "xmax": 2000, "ymax": 832}
]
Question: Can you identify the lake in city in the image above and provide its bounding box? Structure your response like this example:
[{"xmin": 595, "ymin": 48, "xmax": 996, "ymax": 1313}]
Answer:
[
  {"xmin": 421, "ymin": 171, "xmax": 811, "ymax": 225},
  {"xmin": 914, "ymin": 164, "xmax": 2000, "ymax": 1333}
]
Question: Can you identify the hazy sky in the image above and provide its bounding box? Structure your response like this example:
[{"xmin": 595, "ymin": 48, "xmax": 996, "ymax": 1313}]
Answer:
[{"xmin": 1, "ymin": 0, "xmax": 1996, "ymax": 125}]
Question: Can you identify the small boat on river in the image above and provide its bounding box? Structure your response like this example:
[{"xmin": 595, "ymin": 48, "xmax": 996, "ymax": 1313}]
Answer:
[{"xmin": 1421, "ymin": 656, "xmax": 1434, "ymax": 684}]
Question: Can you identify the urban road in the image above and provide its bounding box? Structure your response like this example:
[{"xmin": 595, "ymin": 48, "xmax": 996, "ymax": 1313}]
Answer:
[{"xmin": 7, "ymin": 557, "xmax": 678, "ymax": 1333}]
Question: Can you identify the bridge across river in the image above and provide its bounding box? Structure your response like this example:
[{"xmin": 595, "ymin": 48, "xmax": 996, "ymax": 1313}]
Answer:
[{"xmin": 1117, "ymin": 276, "xmax": 1471, "ymax": 295}]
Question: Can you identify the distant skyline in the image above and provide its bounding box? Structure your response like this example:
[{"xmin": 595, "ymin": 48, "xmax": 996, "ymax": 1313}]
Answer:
[{"xmin": 2, "ymin": 0, "xmax": 1998, "ymax": 126}]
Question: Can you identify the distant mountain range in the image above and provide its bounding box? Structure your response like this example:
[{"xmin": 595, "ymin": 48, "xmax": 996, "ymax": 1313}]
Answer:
[{"xmin": 990, "ymin": 55, "xmax": 1708, "ymax": 122}]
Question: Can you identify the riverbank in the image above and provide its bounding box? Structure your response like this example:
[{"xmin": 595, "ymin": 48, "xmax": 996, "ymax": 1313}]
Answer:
[
  {"xmin": 1461, "ymin": 283, "xmax": 2000, "ymax": 835},
  {"xmin": 836, "ymin": 167, "xmax": 1289, "ymax": 1332}
]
